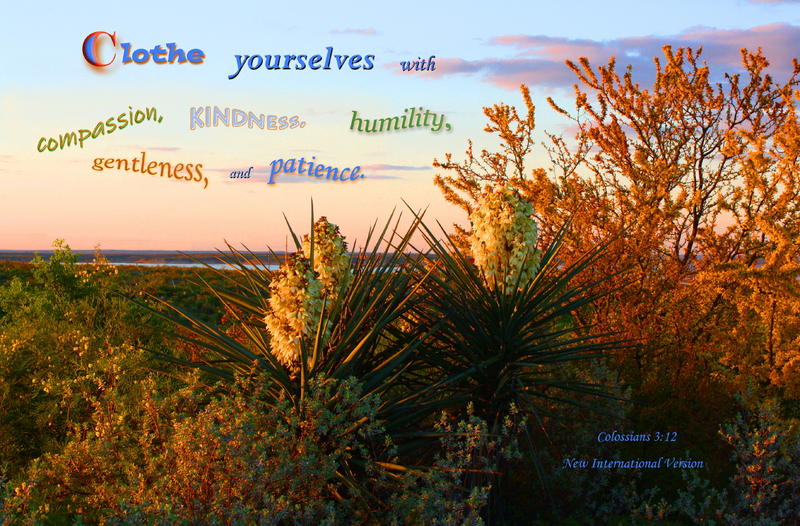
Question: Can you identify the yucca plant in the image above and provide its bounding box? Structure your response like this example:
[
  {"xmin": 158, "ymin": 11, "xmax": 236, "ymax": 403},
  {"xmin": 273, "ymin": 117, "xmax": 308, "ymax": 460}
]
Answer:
[
  {"xmin": 406, "ymin": 191, "xmax": 630, "ymax": 428},
  {"xmin": 402, "ymin": 189, "xmax": 632, "ymax": 522},
  {"xmin": 132, "ymin": 209, "xmax": 461, "ymax": 509},
  {"xmin": 413, "ymin": 224, "xmax": 629, "ymax": 426},
  {"xmin": 133, "ymin": 196, "xmax": 630, "ymax": 521}
]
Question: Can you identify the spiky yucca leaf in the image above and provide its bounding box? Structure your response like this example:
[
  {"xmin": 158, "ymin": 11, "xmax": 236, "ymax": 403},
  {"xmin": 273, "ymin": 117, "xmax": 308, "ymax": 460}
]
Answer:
[
  {"xmin": 406, "ymin": 213, "xmax": 633, "ymax": 427},
  {"xmin": 132, "ymin": 211, "xmax": 458, "ymax": 465}
]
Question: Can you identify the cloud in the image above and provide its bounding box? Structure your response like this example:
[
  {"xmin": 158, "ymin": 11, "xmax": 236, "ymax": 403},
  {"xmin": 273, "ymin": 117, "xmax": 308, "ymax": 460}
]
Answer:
[
  {"xmin": 127, "ymin": 145, "xmax": 182, "ymax": 151},
  {"xmin": 302, "ymin": 109, "xmax": 339, "ymax": 116},
  {"xmin": 204, "ymin": 167, "xmax": 240, "ymax": 173},
  {"xmin": 420, "ymin": 23, "xmax": 800, "ymax": 90},
  {"xmin": 224, "ymin": 174, "xmax": 394, "ymax": 184},
  {"xmin": 748, "ymin": 0, "xmax": 800, "ymax": 3},
  {"xmin": 221, "ymin": 175, "xmax": 272, "ymax": 185},
  {"xmin": 330, "ymin": 28, "xmax": 377, "ymax": 36},
  {"xmin": 430, "ymin": 56, "xmax": 578, "ymax": 89},
  {"xmin": 217, "ymin": 172, "xmax": 335, "ymax": 184},
  {"xmin": 361, "ymin": 164, "xmax": 431, "ymax": 171},
  {"xmin": 207, "ymin": 165, "xmax": 406, "ymax": 184},
  {"xmin": 205, "ymin": 167, "xmax": 267, "ymax": 184},
  {"xmin": 269, "ymin": 176, "xmax": 337, "ymax": 184}
]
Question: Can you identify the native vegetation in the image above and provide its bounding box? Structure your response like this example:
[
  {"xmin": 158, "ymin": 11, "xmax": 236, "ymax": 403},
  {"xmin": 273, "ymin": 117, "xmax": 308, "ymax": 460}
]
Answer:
[{"xmin": 2, "ymin": 45, "xmax": 799, "ymax": 525}]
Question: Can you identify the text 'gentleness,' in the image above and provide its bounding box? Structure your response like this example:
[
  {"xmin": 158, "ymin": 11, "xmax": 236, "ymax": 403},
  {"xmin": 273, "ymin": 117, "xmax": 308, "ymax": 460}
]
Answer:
[{"xmin": 92, "ymin": 152, "xmax": 208, "ymax": 189}]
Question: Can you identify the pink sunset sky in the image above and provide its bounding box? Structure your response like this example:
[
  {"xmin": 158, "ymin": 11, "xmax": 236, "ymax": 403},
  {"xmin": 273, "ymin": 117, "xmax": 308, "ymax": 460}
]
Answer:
[{"xmin": 1, "ymin": 0, "xmax": 799, "ymax": 250}]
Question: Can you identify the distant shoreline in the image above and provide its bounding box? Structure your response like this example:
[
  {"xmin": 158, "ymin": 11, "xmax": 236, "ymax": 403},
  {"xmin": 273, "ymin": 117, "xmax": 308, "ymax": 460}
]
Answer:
[{"xmin": 0, "ymin": 250, "xmax": 286, "ymax": 267}]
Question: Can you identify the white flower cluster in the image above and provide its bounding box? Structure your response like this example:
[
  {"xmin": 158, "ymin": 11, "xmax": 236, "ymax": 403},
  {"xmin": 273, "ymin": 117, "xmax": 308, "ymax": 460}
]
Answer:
[
  {"xmin": 264, "ymin": 255, "xmax": 324, "ymax": 368},
  {"xmin": 265, "ymin": 218, "xmax": 350, "ymax": 369},
  {"xmin": 469, "ymin": 185, "xmax": 540, "ymax": 289},
  {"xmin": 301, "ymin": 217, "xmax": 351, "ymax": 296}
]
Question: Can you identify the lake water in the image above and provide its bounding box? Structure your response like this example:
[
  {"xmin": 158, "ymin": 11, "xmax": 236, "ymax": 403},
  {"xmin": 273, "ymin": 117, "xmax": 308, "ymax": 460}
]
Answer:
[{"xmin": 81, "ymin": 262, "xmax": 280, "ymax": 271}]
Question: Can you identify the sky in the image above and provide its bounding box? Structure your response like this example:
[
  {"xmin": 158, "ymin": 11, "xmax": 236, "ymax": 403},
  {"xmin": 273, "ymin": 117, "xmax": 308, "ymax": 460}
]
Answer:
[{"xmin": 1, "ymin": 0, "xmax": 799, "ymax": 250}]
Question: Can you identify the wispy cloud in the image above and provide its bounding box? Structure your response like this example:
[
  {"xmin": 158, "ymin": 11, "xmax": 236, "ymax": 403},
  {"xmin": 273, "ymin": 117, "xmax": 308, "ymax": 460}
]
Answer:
[
  {"xmin": 330, "ymin": 28, "xmax": 377, "ymax": 36},
  {"xmin": 364, "ymin": 174, "xmax": 401, "ymax": 180},
  {"xmin": 222, "ymin": 176, "xmax": 269, "ymax": 185},
  {"xmin": 127, "ymin": 145, "xmax": 182, "ymax": 151},
  {"xmin": 362, "ymin": 164, "xmax": 431, "ymax": 171},
  {"xmin": 417, "ymin": 23, "xmax": 800, "ymax": 90},
  {"xmin": 210, "ymin": 166, "xmax": 385, "ymax": 185},
  {"xmin": 265, "ymin": 174, "xmax": 366, "ymax": 184},
  {"xmin": 204, "ymin": 167, "xmax": 242, "ymax": 173},
  {"xmin": 216, "ymin": 172, "xmax": 341, "ymax": 185},
  {"xmin": 276, "ymin": 177, "xmax": 332, "ymax": 184},
  {"xmin": 301, "ymin": 109, "xmax": 339, "ymax": 116}
]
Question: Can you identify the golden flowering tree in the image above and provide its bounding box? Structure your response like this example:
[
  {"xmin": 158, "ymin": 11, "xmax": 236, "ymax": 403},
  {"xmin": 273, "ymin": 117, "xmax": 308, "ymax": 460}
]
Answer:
[{"xmin": 434, "ymin": 46, "xmax": 800, "ymax": 438}]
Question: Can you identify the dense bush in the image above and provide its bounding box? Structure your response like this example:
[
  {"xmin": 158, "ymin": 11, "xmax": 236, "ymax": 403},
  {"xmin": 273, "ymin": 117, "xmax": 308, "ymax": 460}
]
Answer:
[{"xmin": 3, "ymin": 371, "xmax": 525, "ymax": 525}]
